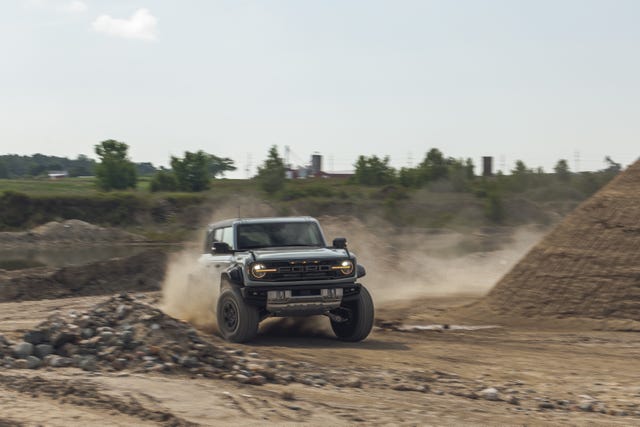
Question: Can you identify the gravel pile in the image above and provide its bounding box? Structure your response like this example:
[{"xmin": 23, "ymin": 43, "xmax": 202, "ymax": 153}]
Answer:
[{"xmin": 0, "ymin": 294, "xmax": 277, "ymax": 385}]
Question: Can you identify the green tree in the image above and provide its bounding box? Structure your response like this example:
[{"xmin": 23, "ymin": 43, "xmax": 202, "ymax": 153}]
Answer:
[
  {"xmin": 209, "ymin": 155, "xmax": 237, "ymax": 178},
  {"xmin": 398, "ymin": 167, "xmax": 420, "ymax": 188},
  {"xmin": 353, "ymin": 155, "xmax": 396, "ymax": 186},
  {"xmin": 510, "ymin": 160, "xmax": 532, "ymax": 191},
  {"xmin": 256, "ymin": 145, "xmax": 286, "ymax": 194},
  {"xmin": 171, "ymin": 151, "xmax": 211, "ymax": 192},
  {"xmin": 69, "ymin": 154, "xmax": 96, "ymax": 177},
  {"xmin": 485, "ymin": 192, "xmax": 505, "ymax": 223},
  {"xmin": 150, "ymin": 168, "xmax": 179, "ymax": 192},
  {"xmin": 0, "ymin": 160, "xmax": 8, "ymax": 179},
  {"xmin": 553, "ymin": 159, "xmax": 571, "ymax": 181},
  {"xmin": 94, "ymin": 140, "xmax": 137, "ymax": 190},
  {"xmin": 418, "ymin": 148, "xmax": 448, "ymax": 182},
  {"xmin": 447, "ymin": 157, "xmax": 474, "ymax": 192}
]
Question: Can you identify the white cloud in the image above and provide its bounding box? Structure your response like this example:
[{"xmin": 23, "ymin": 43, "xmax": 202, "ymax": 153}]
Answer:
[
  {"xmin": 92, "ymin": 8, "xmax": 158, "ymax": 41},
  {"xmin": 63, "ymin": 1, "xmax": 87, "ymax": 14}
]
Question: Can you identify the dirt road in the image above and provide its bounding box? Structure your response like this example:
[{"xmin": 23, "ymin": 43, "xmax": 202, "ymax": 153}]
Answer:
[{"xmin": 1, "ymin": 293, "xmax": 638, "ymax": 426}]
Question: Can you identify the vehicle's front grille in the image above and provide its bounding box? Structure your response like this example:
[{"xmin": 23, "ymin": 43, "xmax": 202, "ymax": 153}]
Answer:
[{"xmin": 264, "ymin": 260, "xmax": 343, "ymax": 281}]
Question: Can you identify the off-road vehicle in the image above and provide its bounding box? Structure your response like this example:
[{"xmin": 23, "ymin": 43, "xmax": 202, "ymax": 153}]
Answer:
[{"xmin": 198, "ymin": 217, "xmax": 374, "ymax": 343}]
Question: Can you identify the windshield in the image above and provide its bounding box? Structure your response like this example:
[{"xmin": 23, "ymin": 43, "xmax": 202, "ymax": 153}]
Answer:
[{"xmin": 236, "ymin": 222, "xmax": 325, "ymax": 250}]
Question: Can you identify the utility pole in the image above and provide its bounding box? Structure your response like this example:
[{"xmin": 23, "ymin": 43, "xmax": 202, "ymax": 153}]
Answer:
[
  {"xmin": 284, "ymin": 145, "xmax": 290, "ymax": 168},
  {"xmin": 245, "ymin": 153, "xmax": 252, "ymax": 179}
]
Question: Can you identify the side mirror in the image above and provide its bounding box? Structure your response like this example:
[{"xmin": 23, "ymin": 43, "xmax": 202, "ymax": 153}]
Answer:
[
  {"xmin": 211, "ymin": 242, "xmax": 232, "ymax": 254},
  {"xmin": 332, "ymin": 237, "xmax": 347, "ymax": 249}
]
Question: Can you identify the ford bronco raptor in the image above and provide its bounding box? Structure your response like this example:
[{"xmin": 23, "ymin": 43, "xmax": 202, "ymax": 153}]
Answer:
[{"xmin": 199, "ymin": 217, "xmax": 374, "ymax": 343}]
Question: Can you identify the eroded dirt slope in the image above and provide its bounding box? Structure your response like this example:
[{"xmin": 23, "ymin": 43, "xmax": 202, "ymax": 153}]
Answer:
[{"xmin": 482, "ymin": 159, "xmax": 640, "ymax": 319}]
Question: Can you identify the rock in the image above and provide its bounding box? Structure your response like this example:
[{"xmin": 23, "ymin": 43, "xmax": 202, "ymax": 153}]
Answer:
[
  {"xmin": 247, "ymin": 375, "xmax": 266, "ymax": 386},
  {"xmin": 538, "ymin": 400, "xmax": 555, "ymax": 409},
  {"xmin": 116, "ymin": 304, "xmax": 131, "ymax": 319},
  {"xmin": 211, "ymin": 359, "xmax": 225, "ymax": 368},
  {"xmin": 281, "ymin": 391, "xmax": 296, "ymax": 401},
  {"xmin": 391, "ymin": 383, "xmax": 417, "ymax": 392},
  {"xmin": 344, "ymin": 377, "xmax": 363, "ymax": 388},
  {"xmin": 508, "ymin": 396, "xmax": 520, "ymax": 405},
  {"xmin": 13, "ymin": 359, "xmax": 29, "ymax": 369},
  {"xmin": 12, "ymin": 342, "xmax": 34, "ymax": 359},
  {"xmin": 51, "ymin": 356, "xmax": 72, "ymax": 367},
  {"xmin": 57, "ymin": 343, "xmax": 78, "ymax": 357},
  {"xmin": 51, "ymin": 331, "xmax": 78, "ymax": 348},
  {"xmin": 479, "ymin": 387, "xmax": 500, "ymax": 401},
  {"xmin": 78, "ymin": 356, "xmax": 97, "ymax": 371},
  {"xmin": 2, "ymin": 357, "xmax": 15, "ymax": 368},
  {"xmin": 26, "ymin": 356, "xmax": 42, "ymax": 369},
  {"xmin": 23, "ymin": 330, "xmax": 47, "ymax": 345},
  {"xmin": 112, "ymin": 358, "xmax": 128, "ymax": 370},
  {"xmin": 235, "ymin": 374, "xmax": 249, "ymax": 384},
  {"xmin": 34, "ymin": 344, "xmax": 54, "ymax": 359},
  {"xmin": 579, "ymin": 400, "xmax": 594, "ymax": 412},
  {"xmin": 179, "ymin": 356, "xmax": 200, "ymax": 368},
  {"xmin": 81, "ymin": 328, "xmax": 95, "ymax": 339}
]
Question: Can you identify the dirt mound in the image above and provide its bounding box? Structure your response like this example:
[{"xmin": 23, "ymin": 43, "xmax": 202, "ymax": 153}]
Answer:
[
  {"xmin": 0, "ymin": 250, "xmax": 167, "ymax": 302},
  {"xmin": 0, "ymin": 294, "xmax": 340, "ymax": 388},
  {"xmin": 0, "ymin": 220, "xmax": 146, "ymax": 247},
  {"xmin": 481, "ymin": 159, "xmax": 640, "ymax": 320}
]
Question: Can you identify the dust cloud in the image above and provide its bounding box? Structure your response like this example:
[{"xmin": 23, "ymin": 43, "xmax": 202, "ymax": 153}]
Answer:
[
  {"xmin": 161, "ymin": 248, "xmax": 219, "ymax": 330},
  {"xmin": 160, "ymin": 198, "xmax": 277, "ymax": 330},
  {"xmin": 320, "ymin": 216, "xmax": 546, "ymax": 306}
]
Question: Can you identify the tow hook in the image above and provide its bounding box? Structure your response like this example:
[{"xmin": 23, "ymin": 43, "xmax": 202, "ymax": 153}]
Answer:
[{"xmin": 325, "ymin": 310, "xmax": 347, "ymax": 323}]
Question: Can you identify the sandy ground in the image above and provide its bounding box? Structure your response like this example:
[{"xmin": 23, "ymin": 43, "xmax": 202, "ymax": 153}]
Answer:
[{"xmin": 1, "ymin": 293, "xmax": 639, "ymax": 426}]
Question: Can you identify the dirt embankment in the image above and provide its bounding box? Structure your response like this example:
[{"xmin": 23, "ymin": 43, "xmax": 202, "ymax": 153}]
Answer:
[
  {"xmin": 0, "ymin": 220, "xmax": 146, "ymax": 247},
  {"xmin": 0, "ymin": 251, "xmax": 167, "ymax": 303},
  {"xmin": 478, "ymin": 159, "xmax": 640, "ymax": 321}
]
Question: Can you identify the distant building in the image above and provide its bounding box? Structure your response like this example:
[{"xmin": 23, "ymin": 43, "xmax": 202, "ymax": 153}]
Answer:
[
  {"xmin": 285, "ymin": 153, "xmax": 354, "ymax": 179},
  {"xmin": 48, "ymin": 171, "xmax": 69, "ymax": 179}
]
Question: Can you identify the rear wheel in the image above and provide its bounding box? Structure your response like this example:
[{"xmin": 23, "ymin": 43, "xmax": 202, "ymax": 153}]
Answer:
[
  {"xmin": 331, "ymin": 285, "xmax": 374, "ymax": 342},
  {"xmin": 216, "ymin": 288, "xmax": 259, "ymax": 343}
]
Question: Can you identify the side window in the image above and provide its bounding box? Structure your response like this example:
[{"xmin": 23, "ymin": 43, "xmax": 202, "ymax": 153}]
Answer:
[
  {"xmin": 221, "ymin": 227, "xmax": 234, "ymax": 248},
  {"xmin": 213, "ymin": 228, "xmax": 223, "ymax": 242}
]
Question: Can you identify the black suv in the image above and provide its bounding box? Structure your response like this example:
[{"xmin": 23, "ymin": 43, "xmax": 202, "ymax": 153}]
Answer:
[{"xmin": 200, "ymin": 217, "xmax": 374, "ymax": 343}]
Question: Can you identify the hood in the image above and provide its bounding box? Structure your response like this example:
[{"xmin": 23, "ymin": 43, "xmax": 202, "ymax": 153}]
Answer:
[{"xmin": 251, "ymin": 247, "xmax": 350, "ymax": 262}]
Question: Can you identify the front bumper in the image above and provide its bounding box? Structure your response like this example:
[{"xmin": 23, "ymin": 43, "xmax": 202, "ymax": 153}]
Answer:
[
  {"xmin": 240, "ymin": 282, "xmax": 362, "ymax": 315},
  {"xmin": 265, "ymin": 288, "xmax": 343, "ymax": 316}
]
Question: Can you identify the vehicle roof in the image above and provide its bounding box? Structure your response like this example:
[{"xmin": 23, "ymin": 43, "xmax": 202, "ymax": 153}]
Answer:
[{"xmin": 207, "ymin": 216, "xmax": 318, "ymax": 230}]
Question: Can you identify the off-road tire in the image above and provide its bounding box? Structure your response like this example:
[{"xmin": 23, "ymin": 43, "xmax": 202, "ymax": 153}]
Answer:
[
  {"xmin": 216, "ymin": 288, "xmax": 259, "ymax": 343},
  {"xmin": 331, "ymin": 285, "xmax": 374, "ymax": 342}
]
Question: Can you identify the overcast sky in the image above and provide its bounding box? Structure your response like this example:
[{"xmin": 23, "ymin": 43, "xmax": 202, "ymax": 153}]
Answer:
[{"xmin": 1, "ymin": 0, "xmax": 638, "ymax": 177}]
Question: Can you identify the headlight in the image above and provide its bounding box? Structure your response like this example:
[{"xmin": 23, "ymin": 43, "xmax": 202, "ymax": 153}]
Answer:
[
  {"xmin": 250, "ymin": 263, "xmax": 277, "ymax": 279},
  {"xmin": 332, "ymin": 260, "xmax": 354, "ymax": 276}
]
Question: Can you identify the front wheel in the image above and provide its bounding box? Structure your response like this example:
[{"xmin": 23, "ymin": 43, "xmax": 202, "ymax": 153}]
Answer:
[
  {"xmin": 331, "ymin": 285, "xmax": 374, "ymax": 342},
  {"xmin": 216, "ymin": 288, "xmax": 259, "ymax": 343}
]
